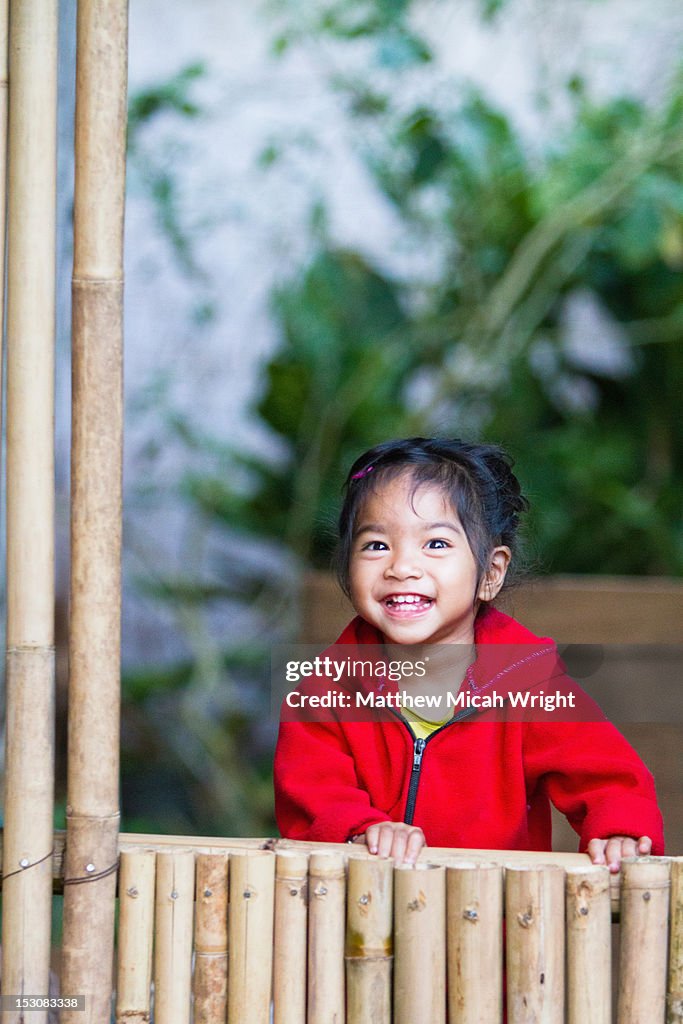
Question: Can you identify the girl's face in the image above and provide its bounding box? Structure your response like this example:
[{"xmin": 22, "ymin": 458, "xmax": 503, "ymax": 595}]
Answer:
[{"xmin": 348, "ymin": 473, "xmax": 509, "ymax": 646}]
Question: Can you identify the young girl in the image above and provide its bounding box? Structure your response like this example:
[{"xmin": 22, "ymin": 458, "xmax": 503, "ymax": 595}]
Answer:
[{"xmin": 274, "ymin": 437, "xmax": 664, "ymax": 869}]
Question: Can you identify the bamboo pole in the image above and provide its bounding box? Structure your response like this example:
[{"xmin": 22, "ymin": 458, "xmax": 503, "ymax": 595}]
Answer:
[
  {"xmin": 228, "ymin": 850, "xmax": 276, "ymax": 1024},
  {"xmin": 0, "ymin": 0, "xmax": 8, "ymax": 402},
  {"xmin": 446, "ymin": 862, "xmax": 503, "ymax": 1024},
  {"xmin": 273, "ymin": 851, "xmax": 309, "ymax": 1024},
  {"xmin": 194, "ymin": 853, "xmax": 230, "ymax": 1024},
  {"xmin": 60, "ymin": 0, "xmax": 128, "ymax": 1020},
  {"xmin": 566, "ymin": 866, "xmax": 611, "ymax": 1024},
  {"xmin": 153, "ymin": 851, "xmax": 195, "ymax": 1024},
  {"xmin": 116, "ymin": 850, "xmax": 156, "ymax": 1024},
  {"xmin": 393, "ymin": 863, "xmax": 446, "ymax": 1024},
  {"xmin": 307, "ymin": 851, "xmax": 347, "ymax": 1024},
  {"xmin": 346, "ymin": 856, "xmax": 393, "ymax": 1024},
  {"xmin": 617, "ymin": 858, "xmax": 671, "ymax": 1024},
  {"xmin": 505, "ymin": 865, "xmax": 565, "ymax": 1024},
  {"xmin": 1, "ymin": 0, "xmax": 58, "ymax": 1016},
  {"xmin": 669, "ymin": 859, "xmax": 683, "ymax": 1024}
]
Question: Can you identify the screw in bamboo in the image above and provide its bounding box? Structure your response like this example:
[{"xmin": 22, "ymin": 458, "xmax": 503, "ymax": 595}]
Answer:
[
  {"xmin": 446, "ymin": 862, "xmax": 503, "ymax": 1024},
  {"xmin": 565, "ymin": 866, "xmax": 611, "ymax": 1024},
  {"xmin": 669, "ymin": 859, "xmax": 683, "ymax": 1024},
  {"xmin": 153, "ymin": 850, "xmax": 196, "ymax": 1024},
  {"xmin": 59, "ymin": 0, "xmax": 128, "ymax": 1019},
  {"xmin": 617, "ymin": 857, "xmax": 671, "ymax": 1023},
  {"xmin": 193, "ymin": 853, "xmax": 230, "ymax": 1024},
  {"xmin": 393, "ymin": 863, "xmax": 446, "ymax": 1024},
  {"xmin": 307, "ymin": 851, "xmax": 347, "ymax": 1024},
  {"xmin": 116, "ymin": 850, "xmax": 157, "ymax": 1024},
  {"xmin": 227, "ymin": 850, "xmax": 276, "ymax": 1024},
  {"xmin": 345, "ymin": 855, "xmax": 393, "ymax": 1024},
  {"xmin": 273, "ymin": 851, "xmax": 309, "ymax": 1024},
  {"xmin": 1, "ymin": 0, "xmax": 58, "ymax": 1015},
  {"xmin": 505, "ymin": 865, "xmax": 565, "ymax": 1024}
]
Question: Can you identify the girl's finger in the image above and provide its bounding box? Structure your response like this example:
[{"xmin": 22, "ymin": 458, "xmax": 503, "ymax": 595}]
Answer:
[
  {"xmin": 390, "ymin": 829, "xmax": 409, "ymax": 865},
  {"xmin": 587, "ymin": 838, "xmax": 607, "ymax": 864},
  {"xmin": 377, "ymin": 824, "xmax": 396, "ymax": 859},
  {"xmin": 638, "ymin": 836, "xmax": 652, "ymax": 854},
  {"xmin": 404, "ymin": 828, "xmax": 425, "ymax": 865},
  {"xmin": 365, "ymin": 824, "xmax": 379, "ymax": 854}
]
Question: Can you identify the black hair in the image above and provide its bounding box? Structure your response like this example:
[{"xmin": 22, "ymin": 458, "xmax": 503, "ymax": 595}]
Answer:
[{"xmin": 334, "ymin": 437, "xmax": 529, "ymax": 600}]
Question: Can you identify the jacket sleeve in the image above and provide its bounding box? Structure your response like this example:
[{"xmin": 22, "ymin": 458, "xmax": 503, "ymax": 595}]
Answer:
[
  {"xmin": 523, "ymin": 717, "xmax": 665, "ymax": 854},
  {"xmin": 274, "ymin": 718, "xmax": 393, "ymax": 843}
]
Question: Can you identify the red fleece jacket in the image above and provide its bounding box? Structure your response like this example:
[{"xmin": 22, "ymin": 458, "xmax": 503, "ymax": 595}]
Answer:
[{"xmin": 274, "ymin": 607, "xmax": 664, "ymax": 853}]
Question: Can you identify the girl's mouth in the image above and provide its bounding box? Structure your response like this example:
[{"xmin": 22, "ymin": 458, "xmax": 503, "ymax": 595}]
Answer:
[{"xmin": 382, "ymin": 593, "xmax": 434, "ymax": 615}]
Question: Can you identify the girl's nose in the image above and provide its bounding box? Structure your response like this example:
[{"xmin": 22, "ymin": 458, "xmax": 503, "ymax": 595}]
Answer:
[{"xmin": 384, "ymin": 548, "xmax": 423, "ymax": 580}]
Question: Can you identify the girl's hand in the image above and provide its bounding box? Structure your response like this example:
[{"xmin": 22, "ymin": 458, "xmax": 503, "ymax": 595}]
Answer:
[
  {"xmin": 587, "ymin": 835, "xmax": 652, "ymax": 873},
  {"xmin": 357, "ymin": 822, "xmax": 426, "ymax": 865}
]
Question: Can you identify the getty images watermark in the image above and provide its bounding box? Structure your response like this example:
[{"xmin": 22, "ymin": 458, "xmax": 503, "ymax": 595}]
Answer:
[{"xmin": 271, "ymin": 643, "xmax": 683, "ymax": 724}]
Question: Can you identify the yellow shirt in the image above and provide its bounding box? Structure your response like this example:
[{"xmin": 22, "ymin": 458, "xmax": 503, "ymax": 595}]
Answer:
[{"xmin": 401, "ymin": 705, "xmax": 452, "ymax": 740}]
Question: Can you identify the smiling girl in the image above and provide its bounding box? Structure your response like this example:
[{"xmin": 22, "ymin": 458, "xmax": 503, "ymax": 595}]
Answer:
[{"xmin": 274, "ymin": 437, "xmax": 664, "ymax": 869}]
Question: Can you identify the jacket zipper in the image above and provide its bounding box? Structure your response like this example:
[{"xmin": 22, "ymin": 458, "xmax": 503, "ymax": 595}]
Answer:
[
  {"xmin": 399, "ymin": 705, "xmax": 480, "ymax": 825},
  {"xmin": 404, "ymin": 737, "xmax": 426, "ymax": 825}
]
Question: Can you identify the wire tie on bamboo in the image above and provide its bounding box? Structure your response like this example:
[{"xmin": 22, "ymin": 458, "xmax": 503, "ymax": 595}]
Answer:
[
  {"xmin": 63, "ymin": 856, "xmax": 119, "ymax": 885},
  {"xmin": 1, "ymin": 847, "xmax": 54, "ymax": 882}
]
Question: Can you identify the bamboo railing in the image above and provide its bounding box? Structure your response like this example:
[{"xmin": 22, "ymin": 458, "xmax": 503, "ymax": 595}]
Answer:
[{"xmin": 1, "ymin": 831, "xmax": 681, "ymax": 1023}]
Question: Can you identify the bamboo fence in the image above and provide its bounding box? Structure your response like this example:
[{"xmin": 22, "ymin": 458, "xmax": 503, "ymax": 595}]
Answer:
[
  {"xmin": 58, "ymin": 845, "xmax": 683, "ymax": 1023},
  {"xmin": 1, "ymin": 1, "xmax": 58, "ymax": 1019}
]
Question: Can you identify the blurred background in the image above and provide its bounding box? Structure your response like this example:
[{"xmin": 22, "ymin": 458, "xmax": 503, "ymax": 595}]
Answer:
[{"xmin": 7, "ymin": 0, "xmax": 683, "ymax": 842}]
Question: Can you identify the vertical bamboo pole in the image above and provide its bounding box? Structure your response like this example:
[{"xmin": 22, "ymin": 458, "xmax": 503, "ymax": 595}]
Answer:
[
  {"xmin": 446, "ymin": 863, "xmax": 503, "ymax": 1024},
  {"xmin": 60, "ymin": 0, "xmax": 128, "ymax": 1021},
  {"xmin": 566, "ymin": 866, "xmax": 611, "ymax": 1024},
  {"xmin": 228, "ymin": 850, "xmax": 276, "ymax": 1024},
  {"xmin": 273, "ymin": 851, "xmax": 309, "ymax": 1024},
  {"xmin": 153, "ymin": 850, "xmax": 196, "ymax": 1024},
  {"xmin": 1, "ymin": 0, "xmax": 58, "ymax": 1016},
  {"xmin": 307, "ymin": 852, "xmax": 347, "ymax": 1024},
  {"xmin": 194, "ymin": 853, "xmax": 230, "ymax": 1024},
  {"xmin": 0, "ymin": 0, "xmax": 8, "ymax": 399},
  {"xmin": 505, "ymin": 865, "xmax": 565, "ymax": 1024},
  {"xmin": 346, "ymin": 856, "xmax": 393, "ymax": 1024},
  {"xmin": 393, "ymin": 863, "xmax": 446, "ymax": 1024},
  {"xmin": 116, "ymin": 850, "xmax": 156, "ymax": 1024},
  {"xmin": 669, "ymin": 859, "xmax": 683, "ymax": 1024},
  {"xmin": 617, "ymin": 858, "xmax": 671, "ymax": 1024}
]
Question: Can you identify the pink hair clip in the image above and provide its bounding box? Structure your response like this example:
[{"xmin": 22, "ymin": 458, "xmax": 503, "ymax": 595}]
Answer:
[{"xmin": 351, "ymin": 464, "xmax": 374, "ymax": 480}]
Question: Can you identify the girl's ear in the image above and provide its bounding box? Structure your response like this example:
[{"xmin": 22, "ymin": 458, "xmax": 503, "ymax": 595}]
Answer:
[{"xmin": 477, "ymin": 546, "xmax": 511, "ymax": 603}]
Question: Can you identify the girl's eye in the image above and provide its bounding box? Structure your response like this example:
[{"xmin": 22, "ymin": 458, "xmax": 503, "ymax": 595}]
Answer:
[
  {"xmin": 361, "ymin": 540, "xmax": 388, "ymax": 552},
  {"xmin": 426, "ymin": 538, "xmax": 450, "ymax": 550}
]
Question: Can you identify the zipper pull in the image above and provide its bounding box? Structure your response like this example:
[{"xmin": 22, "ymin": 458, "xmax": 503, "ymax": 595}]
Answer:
[{"xmin": 413, "ymin": 737, "xmax": 426, "ymax": 768}]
